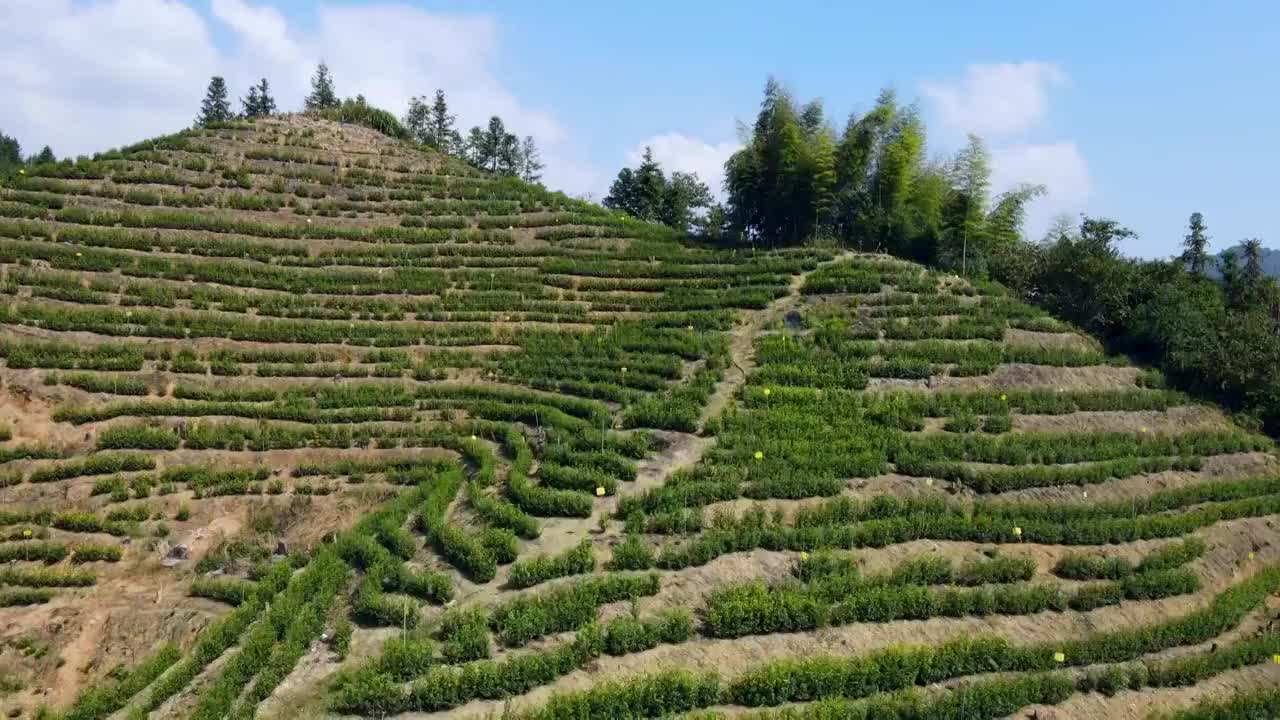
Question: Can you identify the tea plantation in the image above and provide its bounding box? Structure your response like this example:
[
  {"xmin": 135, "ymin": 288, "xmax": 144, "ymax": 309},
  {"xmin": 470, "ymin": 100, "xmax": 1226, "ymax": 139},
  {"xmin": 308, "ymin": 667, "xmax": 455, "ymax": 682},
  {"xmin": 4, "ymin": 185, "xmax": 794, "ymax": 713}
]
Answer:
[{"xmin": 0, "ymin": 116, "xmax": 1275, "ymax": 719}]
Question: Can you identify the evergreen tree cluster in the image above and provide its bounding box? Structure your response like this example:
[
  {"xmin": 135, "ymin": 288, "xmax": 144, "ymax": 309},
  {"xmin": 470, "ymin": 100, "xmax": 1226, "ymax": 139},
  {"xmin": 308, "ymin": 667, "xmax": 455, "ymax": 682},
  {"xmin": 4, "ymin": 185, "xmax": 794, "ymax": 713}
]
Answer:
[
  {"xmin": 405, "ymin": 93, "xmax": 544, "ymax": 182},
  {"xmin": 603, "ymin": 148, "xmax": 714, "ymax": 234},
  {"xmin": 197, "ymin": 75, "xmax": 278, "ymax": 126},
  {"xmin": 242, "ymin": 78, "xmax": 278, "ymax": 118},
  {"xmin": 0, "ymin": 130, "xmax": 56, "ymax": 178},
  {"xmin": 463, "ymin": 117, "xmax": 544, "ymax": 182},
  {"xmin": 192, "ymin": 63, "xmax": 545, "ymax": 181}
]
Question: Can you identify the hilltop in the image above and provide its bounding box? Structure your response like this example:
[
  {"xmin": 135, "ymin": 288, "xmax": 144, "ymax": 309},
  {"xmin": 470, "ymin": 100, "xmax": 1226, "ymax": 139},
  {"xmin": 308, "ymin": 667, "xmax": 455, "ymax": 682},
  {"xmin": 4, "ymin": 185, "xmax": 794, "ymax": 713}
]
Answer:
[{"xmin": 0, "ymin": 115, "xmax": 1276, "ymax": 720}]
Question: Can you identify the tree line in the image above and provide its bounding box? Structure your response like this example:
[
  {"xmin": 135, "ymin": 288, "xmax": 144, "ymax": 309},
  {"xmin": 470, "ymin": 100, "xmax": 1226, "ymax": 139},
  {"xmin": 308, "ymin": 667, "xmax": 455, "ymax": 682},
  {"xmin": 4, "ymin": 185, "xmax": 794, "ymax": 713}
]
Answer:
[
  {"xmin": 662, "ymin": 77, "xmax": 1279, "ymax": 436},
  {"xmin": 0, "ymin": 131, "xmax": 56, "ymax": 177},
  {"xmin": 994, "ymin": 212, "xmax": 1280, "ymax": 435},
  {"xmin": 717, "ymin": 79, "xmax": 1044, "ymax": 275},
  {"xmin": 195, "ymin": 63, "xmax": 543, "ymax": 183}
]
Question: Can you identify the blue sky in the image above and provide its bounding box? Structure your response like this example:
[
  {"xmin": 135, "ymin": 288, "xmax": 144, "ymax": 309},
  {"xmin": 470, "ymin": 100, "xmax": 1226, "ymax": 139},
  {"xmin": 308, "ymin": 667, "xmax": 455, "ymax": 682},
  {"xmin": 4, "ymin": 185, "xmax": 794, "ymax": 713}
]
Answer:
[{"xmin": 3, "ymin": 1, "xmax": 1277, "ymax": 257}]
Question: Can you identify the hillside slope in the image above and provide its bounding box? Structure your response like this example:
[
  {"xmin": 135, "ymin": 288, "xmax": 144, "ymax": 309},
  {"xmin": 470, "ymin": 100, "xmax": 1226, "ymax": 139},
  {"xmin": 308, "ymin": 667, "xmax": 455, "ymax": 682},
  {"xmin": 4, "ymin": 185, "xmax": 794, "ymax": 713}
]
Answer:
[{"xmin": 0, "ymin": 117, "xmax": 1276, "ymax": 720}]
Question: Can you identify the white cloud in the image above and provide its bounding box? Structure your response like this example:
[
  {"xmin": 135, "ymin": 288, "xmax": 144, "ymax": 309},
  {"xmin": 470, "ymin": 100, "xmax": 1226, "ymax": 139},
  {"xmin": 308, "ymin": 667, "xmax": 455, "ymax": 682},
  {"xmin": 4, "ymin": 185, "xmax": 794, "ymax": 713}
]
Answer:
[
  {"xmin": 0, "ymin": 0, "xmax": 598, "ymax": 193},
  {"xmin": 991, "ymin": 141, "xmax": 1091, "ymax": 238},
  {"xmin": 0, "ymin": 0, "xmax": 218, "ymax": 154},
  {"xmin": 210, "ymin": 0, "xmax": 303, "ymax": 71},
  {"xmin": 625, "ymin": 133, "xmax": 740, "ymax": 198},
  {"xmin": 921, "ymin": 61, "xmax": 1089, "ymax": 238},
  {"xmin": 921, "ymin": 62, "xmax": 1066, "ymax": 138}
]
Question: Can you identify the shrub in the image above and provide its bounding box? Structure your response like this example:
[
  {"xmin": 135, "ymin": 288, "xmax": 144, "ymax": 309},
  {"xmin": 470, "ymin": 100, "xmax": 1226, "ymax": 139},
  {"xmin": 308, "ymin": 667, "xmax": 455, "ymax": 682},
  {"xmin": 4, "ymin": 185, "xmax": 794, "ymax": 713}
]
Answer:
[
  {"xmin": 478, "ymin": 527, "xmax": 518, "ymax": 565},
  {"xmin": 520, "ymin": 669, "xmax": 719, "ymax": 720},
  {"xmin": 96, "ymin": 424, "xmax": 178, "ymax": 450},
  {"xmin": 607, "ymin": 533, "xmax": 655, "ymax": 571},
  {"xmin": 190, "ymin": 577, "xmax": 255, "ymax": 606},
  {"xmin": 508, "ymin": 540, "xmax": 594, "ymax": 589},
  {"xmin": 601, "ymin": 608, "xmax": 693, "ymax": 656},
  {"xmin": 489, "ymin": 573, "xmax": 661, "ymax": 647},
  {"xmin": 439, "ymin": 607, "xmax": 492, "ymax": 663},
  {"xmin": 467, "ymin": 483, "xmax": 539, "ymax": 539}
]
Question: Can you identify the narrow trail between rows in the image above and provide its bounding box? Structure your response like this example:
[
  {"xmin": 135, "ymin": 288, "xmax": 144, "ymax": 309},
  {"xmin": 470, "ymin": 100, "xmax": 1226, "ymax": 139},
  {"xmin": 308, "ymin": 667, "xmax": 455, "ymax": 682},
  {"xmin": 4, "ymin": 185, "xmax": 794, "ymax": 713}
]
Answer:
[
  {"xmin": 510, "ymin": 250, "xmax": 854, "ymax": 568},
  {"xmin": 698, "ymin": 250, "xmax": 851, "ymax": 430}
]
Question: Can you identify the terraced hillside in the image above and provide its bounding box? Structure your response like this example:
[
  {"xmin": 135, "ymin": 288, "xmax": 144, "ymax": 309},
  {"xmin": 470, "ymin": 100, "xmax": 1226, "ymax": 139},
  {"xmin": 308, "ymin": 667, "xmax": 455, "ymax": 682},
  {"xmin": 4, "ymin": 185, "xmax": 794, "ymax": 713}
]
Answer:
[{"xmin": 0, "ymin": 117, "xmax": 1276, "ymax": 720}]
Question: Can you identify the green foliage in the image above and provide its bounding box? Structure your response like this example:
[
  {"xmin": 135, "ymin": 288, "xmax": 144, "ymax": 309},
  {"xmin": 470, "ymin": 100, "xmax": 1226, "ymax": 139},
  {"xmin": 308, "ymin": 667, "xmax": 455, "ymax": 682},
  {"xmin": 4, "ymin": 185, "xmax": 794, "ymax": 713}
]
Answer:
[
  {"xmin": 724, "ymin": 565, "xmax": 1280, "ymax": 708},
  {"xmin": 59, "ymin": 644, "xmax": 182, "ymax": 720},
  {"xmin": 316, "ymin": 97, "xmax": 408, "ymax": 140},
  {"xmin": 608, "ymin": 533, "xmax": 656, "ymax": 571},
  {"xmin": 604, "ymin": 147, "xmax": 714, "ymax": 234},
  {"xmin": 520, "ymin": 669, "xmax": 719, "ymax": 720},
  {"xmin": 28, "ymin": 453, "xmax": 154, "ymax": 483},
  {"xmin": 508, "ymin": 539, "xmax": 594, "ymax": 589},
  {"xmin": 96, "ymin": 424, "xmax": 178, "ymax": 450},
  {"xmin": 190, "ymin": 577, "xmax": 256, "ymax": 606},
  {"xmin": 439, "ymin": 607, "xmax": 492, "ymax": 663},
  {"xmin": 489, "ymin": 573, "xmax": 661, "ymax": 647},
  {"xmin": 303, "ymin": 62, "xmax": 339, "ymax": 111},
  {"xmin": 197, "ymin": 76, "xmax": 233, "ymax": 127}
]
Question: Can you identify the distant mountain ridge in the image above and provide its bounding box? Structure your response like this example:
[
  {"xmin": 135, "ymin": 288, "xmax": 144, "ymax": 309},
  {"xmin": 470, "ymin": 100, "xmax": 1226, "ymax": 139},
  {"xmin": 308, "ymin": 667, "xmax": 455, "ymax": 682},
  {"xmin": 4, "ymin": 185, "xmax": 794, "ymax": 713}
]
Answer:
[{"xmin": 1208, "ymin": 242, "xmax": 1280, "ymax": 278}]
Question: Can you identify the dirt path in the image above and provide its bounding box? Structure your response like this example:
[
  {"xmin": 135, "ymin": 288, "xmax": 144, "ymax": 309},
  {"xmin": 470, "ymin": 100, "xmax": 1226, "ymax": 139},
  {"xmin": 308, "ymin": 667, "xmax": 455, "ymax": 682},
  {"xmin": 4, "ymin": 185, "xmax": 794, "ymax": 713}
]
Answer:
[
  {"xmin": 698, "ymin": 251, "xmax": 850, "ymax": 430},
  {"xmin": 447, "ymin": 253, "xmax": 851, "ymax": 590}
]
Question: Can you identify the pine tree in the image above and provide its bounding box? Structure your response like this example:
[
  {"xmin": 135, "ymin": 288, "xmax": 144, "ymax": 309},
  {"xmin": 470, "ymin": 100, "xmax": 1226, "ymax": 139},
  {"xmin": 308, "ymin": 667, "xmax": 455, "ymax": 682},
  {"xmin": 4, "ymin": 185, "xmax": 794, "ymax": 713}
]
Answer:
[
  {"xmin": 31, "ymin": 146, "xmax": 55, "ymax": 165},
  {"xmin": 471, "ymin": 116, "xmax": 522, "ymax": 174},
  {"xmin": 1220, "ymin": 248, "xmax": 1244, "ymax": 308},
  {"xmin": 304, "ymin": 62, "xmax": 339, "ymax": 111},
  {"xmin": 242, "ymin": 84, "xmax": 262, "ymax": 118},
  {"xmin": 519, "ymin": 136, "xmax": 543, "ymax": 183},
  {"xmin": 197, "ymin": 76, "xmax": 233, "ymax": 127},
  {"xmin": 497, "ymin": 131, "xmax": 522, "ymax": 175},
  {"xmin": 633, "ymin": 147, "xmax": 667, "ymax": 221},
  {"xmin": 1181, "ymin": 212, "xmax": 1211, "ymax": 276},
  {"xmin": 464, "ymin": 126, "xmax": 486, "ymax": 166},
  {"xmin": 1241, "ymin": 238, "xmax": 1267, "ymax": 306},
  {"xmin": 404, "ymin": 95, "xmax": 431, "ymax": 144},
  {"xmin": 252, "ymin": 78, "xmax": 276, "ymax": 116},
  {"xmin": 0, "ymin": 132, "xmax": 21, "ymax": 175},
  {"xmin": 428, "ymin": 90, "xmax": 457, "ymax": 152}
]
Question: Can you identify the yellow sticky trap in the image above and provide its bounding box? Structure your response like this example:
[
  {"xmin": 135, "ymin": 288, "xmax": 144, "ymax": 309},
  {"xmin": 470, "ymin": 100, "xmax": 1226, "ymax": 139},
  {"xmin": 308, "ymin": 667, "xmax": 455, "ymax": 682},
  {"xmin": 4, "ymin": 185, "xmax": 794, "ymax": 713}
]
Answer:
[
  {"xmin": 22, "ymin": 529, "xmax": 31, "ymax": 538},
  {"xmin": 754, "ymin": 451, "xmax": 764, "ymax": 461},
  {"xmin": 1248, "ymin": 552, "xmax": 1256, "ymax": 560},
  {"xmin": 1273, "ymin": 654, "xmax": 1280, "ymax": 664},
  {"xmin": 924, "ymin": 478, "xmax": 934, "ymax": 487},
  {"xmin": 1054, "ymin": 652, "xmax": 1066, "ymax": 663},
  {"xmin": 686, "ymin": 325, "xmax": 694, "ymax": 332},
  {"xmin": 621, "ymin": 367, "xmax": 628, "ymax": 373},
  {"xmin": 763, "ymin": 388, "xmax": 772, "ymax": 397},
  {"xmin": 999, "ymin": 394, "xmax": 1007, "ymax": 401},
  {"xmin": 595, "ymin": 486, "xmax": 605, "ymax": 497},
  {"xmin": 799, "ymin": 551, "xmax": 809, "ymax": 561},
  {"xmin": 470, "ymin": 434, "xmax": 477, "ymax": 441},
  {"xmin": 1140, "ymin": 427, "xmax": 1148, "ymax": 433},
  {"xmin": 1082, "ymin": 491, "xmax": 1088, "ymax": 499},
  {"xmin": 1012, "ymin": 526, "xmax": 1023, "ymax": 537}
]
